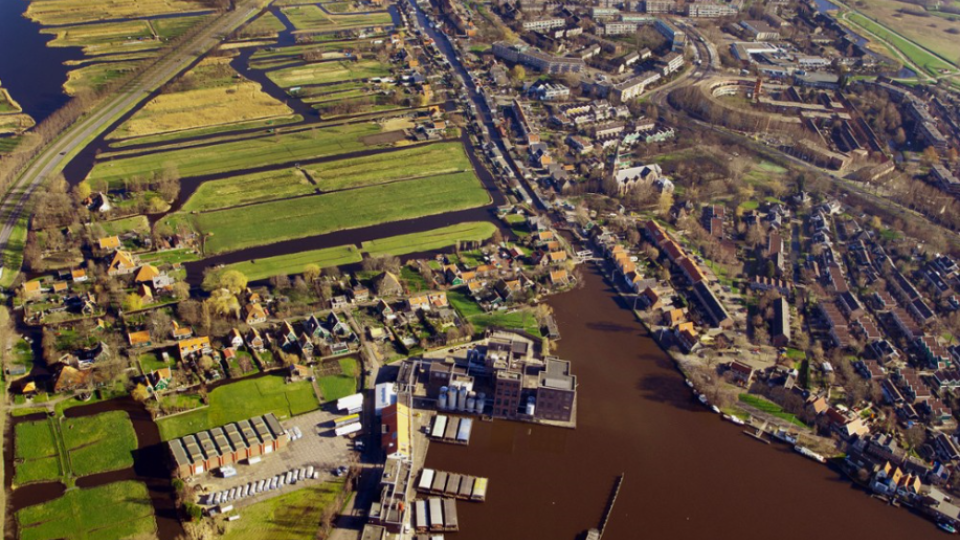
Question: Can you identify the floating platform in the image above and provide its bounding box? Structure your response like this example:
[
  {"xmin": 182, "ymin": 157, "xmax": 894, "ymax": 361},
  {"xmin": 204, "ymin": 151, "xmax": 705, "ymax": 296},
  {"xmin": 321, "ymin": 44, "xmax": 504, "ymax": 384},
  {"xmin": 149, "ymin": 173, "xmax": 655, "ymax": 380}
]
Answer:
[
  {"xmin": 418, "ymin": 468, "xmax": 488, "ymax": 501},
  {"xmin": 430, "ymin": 415, "xmax": 472, "ymax": 445},
  {"xmin": 414, "ymin": 498, "xmax": 459, "ymax": 533}
]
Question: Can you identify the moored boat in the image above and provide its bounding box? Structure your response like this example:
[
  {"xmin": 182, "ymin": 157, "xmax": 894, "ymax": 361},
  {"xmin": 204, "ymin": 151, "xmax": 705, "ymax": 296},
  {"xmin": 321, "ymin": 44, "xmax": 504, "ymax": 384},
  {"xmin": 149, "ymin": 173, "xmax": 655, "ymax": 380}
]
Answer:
[{"xmin": 794, "ymin": 445, "xmax": 826, "ymax": 463}]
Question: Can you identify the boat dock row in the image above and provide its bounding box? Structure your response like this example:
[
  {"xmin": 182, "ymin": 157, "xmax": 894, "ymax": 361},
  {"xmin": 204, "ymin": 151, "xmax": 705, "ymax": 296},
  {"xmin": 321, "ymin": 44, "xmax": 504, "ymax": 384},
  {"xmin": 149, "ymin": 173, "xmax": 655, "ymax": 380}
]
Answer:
[
  {"xmin": 430, "ymin": 415, "xmax": 472, "ymax": 445},
  {"xmin": 414, "ymin": 498, "xmax": 459, "ymax": 533},
  {"xmin": 417, "ymin": 468, "xmax": 488, "ymax": 501}
]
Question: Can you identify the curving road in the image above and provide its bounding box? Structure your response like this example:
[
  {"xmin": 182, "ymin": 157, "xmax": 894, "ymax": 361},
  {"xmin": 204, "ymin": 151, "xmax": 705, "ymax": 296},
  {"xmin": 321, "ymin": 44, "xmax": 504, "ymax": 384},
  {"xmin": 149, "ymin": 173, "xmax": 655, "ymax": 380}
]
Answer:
[{"xmin": 0, "ymin": 0, "xmax": 267, "ymax": 282}]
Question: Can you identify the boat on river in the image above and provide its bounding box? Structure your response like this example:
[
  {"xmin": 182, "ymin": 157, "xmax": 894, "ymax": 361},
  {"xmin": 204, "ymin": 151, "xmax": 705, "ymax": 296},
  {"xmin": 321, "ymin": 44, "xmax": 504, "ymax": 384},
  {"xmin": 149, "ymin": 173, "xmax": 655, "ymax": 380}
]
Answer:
[
  {"xmin": 938, "ymin": 522, "xmax": 956, "ymax": 534},
  {"xmin": 794, "ymin": 445, "xmax": 826, "ymax": 463},
  {"xmin": 772, "ymin": 429, "xmax": 798, "ymax": 445},
  {"xmin": 724, "ymin": 414, "xmax": 745, "ymax": 426}
]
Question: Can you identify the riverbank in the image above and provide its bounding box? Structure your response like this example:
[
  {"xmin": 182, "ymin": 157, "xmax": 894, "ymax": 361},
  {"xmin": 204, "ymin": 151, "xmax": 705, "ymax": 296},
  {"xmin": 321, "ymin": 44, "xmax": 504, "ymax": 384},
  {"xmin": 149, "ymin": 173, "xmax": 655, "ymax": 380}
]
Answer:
[{"xmin": 425, "ymin": 265, "xmax": 945, "ymax": 540}]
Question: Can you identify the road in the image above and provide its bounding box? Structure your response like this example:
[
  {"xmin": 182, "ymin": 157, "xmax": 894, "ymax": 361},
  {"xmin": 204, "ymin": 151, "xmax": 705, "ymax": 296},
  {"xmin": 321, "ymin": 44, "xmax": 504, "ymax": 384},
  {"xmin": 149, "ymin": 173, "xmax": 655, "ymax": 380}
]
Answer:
[{"xmin": 0, "ymin": 0, "xmax": 266, "ymax": 281}]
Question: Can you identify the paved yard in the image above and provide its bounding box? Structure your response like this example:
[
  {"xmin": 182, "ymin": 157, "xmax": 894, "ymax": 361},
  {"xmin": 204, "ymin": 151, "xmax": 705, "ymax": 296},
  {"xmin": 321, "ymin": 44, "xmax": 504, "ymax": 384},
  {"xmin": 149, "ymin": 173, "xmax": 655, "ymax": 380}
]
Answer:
[{"xmin": 191, "ymin": 407, "xmax": 356, "ymax": 508}]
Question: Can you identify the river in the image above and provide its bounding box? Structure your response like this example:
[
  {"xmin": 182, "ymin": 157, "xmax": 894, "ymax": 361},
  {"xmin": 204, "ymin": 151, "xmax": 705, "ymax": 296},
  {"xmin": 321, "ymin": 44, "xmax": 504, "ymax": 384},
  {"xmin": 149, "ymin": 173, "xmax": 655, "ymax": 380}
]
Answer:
[
  {"xmin": 0, "ymin": 0, "xmax": 80, "ymax": 124},
  {"xmin": 426, "ymin": 267, "xmax": 944, "ymax": 540}
]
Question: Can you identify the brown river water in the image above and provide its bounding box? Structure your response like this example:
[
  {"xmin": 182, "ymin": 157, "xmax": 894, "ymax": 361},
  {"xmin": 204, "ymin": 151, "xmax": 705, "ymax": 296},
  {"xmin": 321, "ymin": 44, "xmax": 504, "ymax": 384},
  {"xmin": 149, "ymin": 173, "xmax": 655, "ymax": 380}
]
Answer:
[{"xmin": 426, "ymin": 266, "xmax": 943, "ymax": 540}]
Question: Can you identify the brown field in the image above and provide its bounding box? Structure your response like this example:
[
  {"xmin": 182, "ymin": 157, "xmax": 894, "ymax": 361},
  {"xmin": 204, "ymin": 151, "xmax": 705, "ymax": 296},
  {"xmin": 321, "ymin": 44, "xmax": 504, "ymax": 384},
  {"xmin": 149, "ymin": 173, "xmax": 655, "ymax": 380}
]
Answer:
[
  {"xmin": 111, "ymin": 57, "xmax": 293, "ymax": 138},
  {"xmin": 853, "ymin": 0, "xmax": 960, "ymax": 66},
  {"xmin": 25, "ymin": 0, "xmax": 206, "ymax": 26}
]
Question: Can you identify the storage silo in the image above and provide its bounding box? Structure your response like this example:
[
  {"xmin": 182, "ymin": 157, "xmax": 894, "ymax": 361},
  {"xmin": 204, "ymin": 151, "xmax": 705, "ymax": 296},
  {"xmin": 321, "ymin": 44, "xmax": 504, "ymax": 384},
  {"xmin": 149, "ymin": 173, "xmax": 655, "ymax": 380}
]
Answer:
[
  {"xmin": 474, "ymin": 392, "xmax": 486, "ymax": 414},
  {"xmin": 525, "ymin": 396, "xmax": 536, "ymax": 416}
]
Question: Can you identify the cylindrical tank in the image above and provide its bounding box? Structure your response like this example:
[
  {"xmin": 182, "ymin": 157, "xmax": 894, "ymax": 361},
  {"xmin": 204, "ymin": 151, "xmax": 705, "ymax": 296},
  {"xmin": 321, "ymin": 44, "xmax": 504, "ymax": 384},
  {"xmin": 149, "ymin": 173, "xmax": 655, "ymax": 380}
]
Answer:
[
  {"xmin": 525, "ymin": 396, "xmax": 536, "ymax": 416},
  {"xmin": 475, "ymin": 392, "xmax": 486, "ymax": 414},
  {"xmin": 449, "ymin": 386, "xmax": 459, "ymax": 410},
  {"xmin": 437, "ymin": 390, "xmax": 448, "ymax": 411},
  {"xmin": 466, "ymin": 392, "xmax": 476, "ymax": 412},
  {"xmin": 458, "ymin": 386, "xmax": 468, "ymax": 411}
]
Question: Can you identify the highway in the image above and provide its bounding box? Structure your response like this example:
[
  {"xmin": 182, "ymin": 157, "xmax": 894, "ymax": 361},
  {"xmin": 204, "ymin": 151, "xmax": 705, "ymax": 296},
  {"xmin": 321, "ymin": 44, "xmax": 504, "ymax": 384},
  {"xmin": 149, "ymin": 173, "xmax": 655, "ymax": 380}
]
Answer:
[{"xmin": 0, "ymin": 0, "xmax": 266, "ymax": 282}]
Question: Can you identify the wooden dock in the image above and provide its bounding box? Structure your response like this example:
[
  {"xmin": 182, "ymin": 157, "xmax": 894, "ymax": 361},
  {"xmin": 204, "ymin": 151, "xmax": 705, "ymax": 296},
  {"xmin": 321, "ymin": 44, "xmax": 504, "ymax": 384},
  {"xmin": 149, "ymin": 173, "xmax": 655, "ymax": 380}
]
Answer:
[{"xmin": 585, "ymin": 473, "xmax": 624, "ymax": 540}]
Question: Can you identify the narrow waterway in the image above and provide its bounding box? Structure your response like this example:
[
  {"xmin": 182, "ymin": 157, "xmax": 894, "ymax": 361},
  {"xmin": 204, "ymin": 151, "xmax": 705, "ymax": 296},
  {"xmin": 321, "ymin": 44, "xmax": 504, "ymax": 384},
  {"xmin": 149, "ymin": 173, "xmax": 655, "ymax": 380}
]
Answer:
[
  {"xmin": 3, "ymin": 398, "xmax": 185, "ymax": 540},
  {"xmin": 426, "ymin": 266, "xmax": 944, "ymax": 540},
  {"xmin": 0, "ymin": 0, "xmax": 81, "ymax": 124}
]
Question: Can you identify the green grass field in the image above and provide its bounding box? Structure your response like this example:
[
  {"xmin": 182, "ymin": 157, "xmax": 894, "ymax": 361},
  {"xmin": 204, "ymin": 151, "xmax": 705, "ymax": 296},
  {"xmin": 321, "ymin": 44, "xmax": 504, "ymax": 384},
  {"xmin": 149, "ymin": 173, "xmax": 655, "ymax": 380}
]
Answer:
[
  {"xmin": 223, "ymin": 245, "xmax": 363, "ymax": 281},
  {"xmin": 361, "ymin": 222, "xmax": 498, "ymax": 257},
  {"xmin": 846, "ymin": 11, "xmax": 955, "ymax": 76},
  {"xmin": 448, "ymin": 291, "xmax": 541, "ymax": 337},
  {"xmin": 42, "ymin": 20, "xmax": 157, "ymax": 57},
  {"xmin": 95, "ymin": 215, "xmax": 150, "ymax": 236},
  {"xmin": 108, "ymin": 114, "xmax": 302, "ymax": 148},
  {"xmin": 64, "ymin": 59, "xmax": 142, "ymax": 95},
  {"xmin": 62, "ymin": 411, "xmax": 138, "ymax": 477},
  {"xmin": 17, "ymin": 481, "xmax": 156, "ymax": 540},
  {"xmin": 281, "ymin": 5, "xmax": 392, "ymax": 33},
  {"xmin": 738, "ymin": 394, "xmax": 806, "ymax": 428},
  {"xmin": 172, "ymin": 170, "xmax": 489, "ymax": 255},
  {"xmin": 156, "ymin": 375, "xmax": 319, "ymax": 441},
  {"xmin": 241, "ymin": 11, "xmax": 286, "ymax": 37},
  {"xmin": 221, "ymin": 480, "xmax": 345, "ymax": 539},
  {"xmin": 181, "ymin": 168, "xmax": 315, "ymax": 212},
  {"xmin": 317, "ymin": 357, "xmax": 358, "ymax": 402},
  {"xmin": 266, "ymin": 59, "xmax": 391, "ymax": 87},
  {"xmin": 14, "ymin": 420, "xmax": 63, "ymax": 485},
  {"xmin": 87, "ymin": 122, "xmax": 381, "ymax": 183},
  {"xmin": 305, "ymin": 142, "xmax": 471, "ymax": 191}
]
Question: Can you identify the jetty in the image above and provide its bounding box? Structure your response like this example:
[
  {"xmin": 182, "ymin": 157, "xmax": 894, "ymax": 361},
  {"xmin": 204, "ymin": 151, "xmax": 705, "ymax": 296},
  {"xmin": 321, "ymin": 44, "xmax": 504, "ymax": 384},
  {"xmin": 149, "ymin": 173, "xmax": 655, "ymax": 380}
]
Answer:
[
  {"xmin": 431, "ymin": 414, "xmax": 472, "ymax": 445},
  {"xmin": 586, "ymin": 473, "xmax": 625, "ymax": 539},
  {"xmin": 417, "ymin": 468, "xmax": 488, "ymax": 501}
]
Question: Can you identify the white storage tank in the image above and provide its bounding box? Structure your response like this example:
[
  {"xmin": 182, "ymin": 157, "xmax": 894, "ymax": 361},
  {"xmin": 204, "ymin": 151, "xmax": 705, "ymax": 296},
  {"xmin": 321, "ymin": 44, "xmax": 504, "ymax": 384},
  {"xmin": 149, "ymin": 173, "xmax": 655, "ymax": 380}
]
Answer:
[
  {"xmin": 447, "ymin": 387, "xmax": 458, "ymax": 411},
  {"xmin": 525, "ymin": 396, "xmax": 536, "ymax": 416},
  {"xmin": 457, "ymin": 385, "xmax": 468, "ymax": 411},
  {"xmin": 466, "ymin": 393, "xmax": 476, "ymax": 412},
  {"xmin": 475, "ymin": 392, "xmax": 486, "ymax": 414},
  {"xmin": 438, "ymin": 390, "xmax": 448, "ymax": 411}
]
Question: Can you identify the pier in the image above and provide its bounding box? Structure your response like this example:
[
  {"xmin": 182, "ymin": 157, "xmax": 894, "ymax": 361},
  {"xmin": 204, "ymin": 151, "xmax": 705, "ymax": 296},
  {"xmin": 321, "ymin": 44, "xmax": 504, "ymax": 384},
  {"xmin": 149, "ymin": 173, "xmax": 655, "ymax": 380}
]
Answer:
[
  {"xmin": 586, "ymin": 473, "xmax": 625, "ymax": 539},
  {"xmin": 417, "ymin": 468, "xmax": 488, "ymax": 501}
]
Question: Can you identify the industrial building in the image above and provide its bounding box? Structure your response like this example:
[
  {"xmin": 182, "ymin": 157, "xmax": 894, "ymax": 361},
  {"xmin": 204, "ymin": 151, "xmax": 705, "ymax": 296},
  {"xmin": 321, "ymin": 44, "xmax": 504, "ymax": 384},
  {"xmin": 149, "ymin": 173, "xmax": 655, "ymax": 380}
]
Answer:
[{"xmin": 167, "ymin": 414, "xmax": 288, "ymax": 477}]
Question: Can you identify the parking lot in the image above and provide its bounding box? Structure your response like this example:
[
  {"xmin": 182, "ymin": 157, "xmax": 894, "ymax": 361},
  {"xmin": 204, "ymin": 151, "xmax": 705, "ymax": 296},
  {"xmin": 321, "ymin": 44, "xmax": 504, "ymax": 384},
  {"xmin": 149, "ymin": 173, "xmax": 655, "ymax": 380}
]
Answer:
[{"xmin": 191, "ymin": 407, "xmax": 356, "ymax": 508}]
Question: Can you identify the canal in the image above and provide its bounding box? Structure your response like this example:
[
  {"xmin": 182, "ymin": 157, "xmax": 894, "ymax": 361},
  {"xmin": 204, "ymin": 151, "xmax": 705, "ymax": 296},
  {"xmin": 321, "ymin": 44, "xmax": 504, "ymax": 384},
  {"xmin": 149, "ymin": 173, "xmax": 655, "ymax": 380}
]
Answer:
[
  {"xmin": 426, "ymin": 266, "xmax": 944, "ymax": 540},
  {"xmin": 0, "ymin": 0, "xmax": 80, "ymax": 124}
]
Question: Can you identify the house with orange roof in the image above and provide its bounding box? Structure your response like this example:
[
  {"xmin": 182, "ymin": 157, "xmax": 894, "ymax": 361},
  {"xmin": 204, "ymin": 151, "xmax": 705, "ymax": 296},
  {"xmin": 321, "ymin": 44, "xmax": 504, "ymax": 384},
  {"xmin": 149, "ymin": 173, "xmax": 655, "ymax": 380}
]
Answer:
[
  {"xmin": 428, "ymin": 292, "xmax": 448, "ymax": 308},
  {"xmin": 548, "ymin": 251, "xmax": 568, "ymax": 264},
  {"xmin": 663, "ymin": 308, "xmax": 685, "ymax": 327},
  {"xmin": 171, "ymin": 321, "xmax": 193, "ymax": 341},
  {"xmin": 71, "ymin": 269, "xmax": 88, "ymax": 282},
  {"xmin": 107, "ymin": 251, "xmax": 138, "ymax": 276},
  {"xmin": 549, "ymin": 269, "xmax": 570, "ymax": 286},
  {"xmin": 135, "ymin": 264, "xmax": 160, "ymax": 283},
  {"xmin": 245, "ymin": 303, "xmax": 268, "ymax": 325},
  {"xmin": 98, "ymin": 236, "xmax": 121, "ymax": 251},
  {"xmin": 138, "ymin": 283, "xmax": 154, "ymax": 302},
  {"xmin": 678, "ymin": 325, "xmax": 699, "ymax": 352},
  {"xmin": 52, "ymin": 282, "xmax": 68, "ymax": 294},
  {"xmin": 128, "ymin": 330, "xmax": 152, "ymax": 348},
  {"xmin": 178, "ymin": 336, "xmax": 212, "ymax": 361},
  {"xmin": 407, "ymin": 294, "xmax": 431, "ymax": 311},
  {"xmin": 22, "ymin": 280, "xmax": 42, "ymax": 299},
  {"xmin": 641, "ymin": 287, "xmax": 661, "ymax": 310},
  {"xmin": 54, "ymin": 365, "xmax": 89, "ymax": 393}
]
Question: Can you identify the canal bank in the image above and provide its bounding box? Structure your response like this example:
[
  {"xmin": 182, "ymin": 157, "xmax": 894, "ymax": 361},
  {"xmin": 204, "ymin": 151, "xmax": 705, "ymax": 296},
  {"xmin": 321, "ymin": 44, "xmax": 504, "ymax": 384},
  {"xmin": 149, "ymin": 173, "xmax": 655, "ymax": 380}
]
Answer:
[{"xmin": 425, "ymin": 265, "xmax": 945, "ymax": 540}]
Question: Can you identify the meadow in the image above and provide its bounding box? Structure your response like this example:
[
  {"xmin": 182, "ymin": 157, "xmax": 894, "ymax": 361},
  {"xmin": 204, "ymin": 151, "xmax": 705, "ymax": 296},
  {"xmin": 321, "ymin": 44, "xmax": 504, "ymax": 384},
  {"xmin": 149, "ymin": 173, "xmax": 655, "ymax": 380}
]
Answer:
[
  {"xmin": 221, "ymin": 245, "xmax": 363, "ymax": 281},
  {"xmin": 87, "ymin": 122, "xmax": 381, "ymax": 183},
  {"xmin": 181, "ymin": 170, "xmax": 490, "ymax": 254},
  {"xmin": 180, "ymin": 168, "xmax": 315, "ymax": 212},
  {"xmin": 221, "ymin": 480, "xmax": 345, "ymax": 539},
  {"xmin": 156, "ymin": 375, "xmax": 319, "ymax": 440},
  {"xmin": 360, "ymin": 222, "xmax": 498, "ymax": 257},
  {"xmin": 267, "ymin": 59, "xmax": 391, "ymax": 87},
  {"xmin": 17, "ymin": 481, "xmax": 156, "ymax": 540},
  {"xmin": 281, "ymin": 5, "xmax": 393, "ymax": 33}
]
